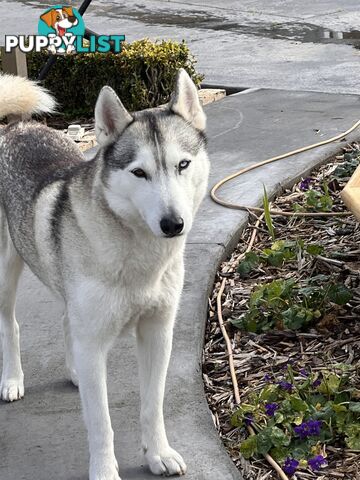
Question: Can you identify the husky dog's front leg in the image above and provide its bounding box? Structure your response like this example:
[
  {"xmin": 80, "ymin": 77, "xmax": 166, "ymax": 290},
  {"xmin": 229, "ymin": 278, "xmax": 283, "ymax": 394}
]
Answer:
[
  {"xmin": 69, "ymin": 311, "xmax": 120, "ymax": 480},
  {"xmin": 136, "ymin": 303, "xmax": 186, "ymax": 476},
  {"xmin": 63, "ymin": 311, "xmax": 79, "ymax": 387}
]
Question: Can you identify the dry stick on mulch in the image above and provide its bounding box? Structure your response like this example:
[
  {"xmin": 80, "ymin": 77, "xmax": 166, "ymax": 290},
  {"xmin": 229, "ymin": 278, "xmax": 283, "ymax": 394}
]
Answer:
[
  {"xmin": 217, "ymin": 278, "xmax": 240, "ymax": 403},
  {"xmin": 217, "ymin": 215, "xmax": 264, "ymax": 403},
  {"xmin": 205, "ymin": 143, "xmax": 360, "ymax": 480}
]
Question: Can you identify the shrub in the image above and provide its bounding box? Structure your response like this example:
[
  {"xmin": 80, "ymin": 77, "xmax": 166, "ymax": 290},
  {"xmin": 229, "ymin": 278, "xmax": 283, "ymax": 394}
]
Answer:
[{"xmin": 22, "ymin": 39, "xmax": 203, "ymax": 117}]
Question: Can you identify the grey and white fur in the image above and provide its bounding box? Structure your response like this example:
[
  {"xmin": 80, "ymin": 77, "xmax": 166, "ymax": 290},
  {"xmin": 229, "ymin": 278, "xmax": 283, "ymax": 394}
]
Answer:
[{"xmin": 0, "ymin": 70, "xmax": 209, "ymax": 479}]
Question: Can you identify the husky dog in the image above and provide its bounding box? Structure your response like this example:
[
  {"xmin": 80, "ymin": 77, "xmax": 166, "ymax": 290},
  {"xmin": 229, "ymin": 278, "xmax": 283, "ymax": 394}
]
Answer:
[{"xmin": 0, "ymin": 70, "xmax": 209, "ymax": 479}]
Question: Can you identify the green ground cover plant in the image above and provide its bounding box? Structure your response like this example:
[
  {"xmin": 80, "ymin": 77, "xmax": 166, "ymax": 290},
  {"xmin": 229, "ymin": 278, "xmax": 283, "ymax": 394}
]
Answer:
[
  {"xmin": 237, "ymin": 239, "xmax": 323, "ymax": 275},
  {"xmin": 333, "ymin": 149, "xmax": 360, "ymax": 179},
  {"xmin": 294, "ymin": 182, "xmax": 333, "ymax": 213},
  {"xmin": 230, "ymin": 275, "xmax": 352, "ymax": 333},
  {"xmin": 232, "ymin": 364, "xmax": 360, "ymax": 477}
]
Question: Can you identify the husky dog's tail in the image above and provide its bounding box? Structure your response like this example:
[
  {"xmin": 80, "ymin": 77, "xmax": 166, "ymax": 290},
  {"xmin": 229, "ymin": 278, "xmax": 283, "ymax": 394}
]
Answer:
[{"xmin": 0, "ymin": 74, "xmax": 56, "ymax": 120}]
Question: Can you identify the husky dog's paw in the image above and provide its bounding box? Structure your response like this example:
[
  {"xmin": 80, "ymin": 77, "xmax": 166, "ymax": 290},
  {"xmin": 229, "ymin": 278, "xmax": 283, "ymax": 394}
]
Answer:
[
  {"xmin": 145, "ymin": 447, "xmax": 187, "ymax": 476},
  {"xmin": 0, "ymin": 377, "xmax": 24, "ymax": 402},
  {"xmin": 90, "ymin": 456, "xmax": 121, "ymax": 480}
]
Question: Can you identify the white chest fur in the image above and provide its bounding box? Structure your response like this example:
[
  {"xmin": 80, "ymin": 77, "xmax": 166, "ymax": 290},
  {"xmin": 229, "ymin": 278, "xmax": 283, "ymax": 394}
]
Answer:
[{"xmin": 65, "ymin": 231, "xmax": 185, "ymax": 337}]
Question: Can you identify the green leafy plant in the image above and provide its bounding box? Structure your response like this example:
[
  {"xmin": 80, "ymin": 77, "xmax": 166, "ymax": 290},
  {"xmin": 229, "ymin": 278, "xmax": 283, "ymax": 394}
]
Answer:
[
  {"xmin": 231, "ymin": 275, "xmax": 352, "ymax": 333},
  {"xmin": 333, "ymin": 150, "xmax": 360, "ymax": 179},
  {"xmin": 232, "ymin": 366, "xmax": 360, "ymax": 477},
  {"xmin": 305, "ymin": 184, "xmax": 333, "ymax": 212},
  {"xmin": 263, "ymin": 186, "xmax": 275, "ymax": 241},
  {"xmin": 237, "ymin": 251, "xmax": 260, "ymax": 276},
  {"xmin": 262, "ymin": 240, "xmax": 299, "ymax": 267},
  {"xmin": 17, "ymin": 39, "xmax": 203, "ymax": 116},
  {"xmin": 237, "ymin": 240, "xmax": 324, "ymax": 276},
  {"xmin": 293, "ymin": 183, "xmax": 333, "ymax": 213}
]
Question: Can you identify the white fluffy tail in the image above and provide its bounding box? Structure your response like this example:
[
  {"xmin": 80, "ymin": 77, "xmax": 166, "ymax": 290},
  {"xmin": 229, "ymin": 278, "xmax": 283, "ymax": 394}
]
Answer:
[{"xmin": 0, "ymin": 74, "xmax": 56, "ymax": 119}]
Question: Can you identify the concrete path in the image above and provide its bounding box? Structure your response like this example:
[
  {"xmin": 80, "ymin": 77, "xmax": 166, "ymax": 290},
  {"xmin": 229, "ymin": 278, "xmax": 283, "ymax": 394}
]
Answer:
[
  {"xmin": 1, "ymin": 0, "xmax": 360, "ymax": 94},
  {"xmin": 1, "ymin": 88, "xmax": 360, "ymax": 479}
]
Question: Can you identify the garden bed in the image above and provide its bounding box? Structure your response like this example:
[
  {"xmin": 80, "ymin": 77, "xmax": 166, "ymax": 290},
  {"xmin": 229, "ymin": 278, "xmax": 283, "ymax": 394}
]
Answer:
[{"xmin": 203, "ymin": 142, "xmax": 360, "ymax": 479}]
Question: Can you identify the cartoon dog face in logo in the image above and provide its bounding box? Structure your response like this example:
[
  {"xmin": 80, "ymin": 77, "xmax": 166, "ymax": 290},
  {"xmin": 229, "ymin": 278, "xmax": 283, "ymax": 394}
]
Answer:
[{"xmin": 40, "ymin": 6, "xmax": 78, "ymax": 37}]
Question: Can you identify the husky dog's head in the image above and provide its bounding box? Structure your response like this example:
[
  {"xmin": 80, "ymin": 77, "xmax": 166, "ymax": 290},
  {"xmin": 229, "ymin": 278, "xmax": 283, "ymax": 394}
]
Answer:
[{"xmin": 94, "ymin": 69, "xmax": 209, "ymax": 238}]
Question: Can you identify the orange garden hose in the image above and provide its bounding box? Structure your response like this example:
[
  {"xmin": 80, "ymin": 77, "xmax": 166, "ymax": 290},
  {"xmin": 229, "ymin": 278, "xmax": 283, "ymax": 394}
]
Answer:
[{"xmin": 210, "ymin": 119, "xmax": 360, "ymax": 217}]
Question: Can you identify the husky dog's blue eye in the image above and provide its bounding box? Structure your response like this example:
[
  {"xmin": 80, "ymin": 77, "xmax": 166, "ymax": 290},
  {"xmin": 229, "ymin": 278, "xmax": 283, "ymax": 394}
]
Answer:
[
  {"xmin": 178, "ymin": 160, "xmax": 191, "ymax": 172},
  {"xmin": 131, "ymin": 168, "xmax": 147, "ymax": 179}
]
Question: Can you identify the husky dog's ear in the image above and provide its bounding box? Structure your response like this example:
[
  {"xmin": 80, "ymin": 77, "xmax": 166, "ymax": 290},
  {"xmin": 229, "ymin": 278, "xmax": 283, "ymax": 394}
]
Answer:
[
  {"xmin": 169, "ymin": 69, "xmax": 206, "ymax": 131},
  {"xmin": 95, "ymin": 86, "xmax": 133, "ymax": 146}
]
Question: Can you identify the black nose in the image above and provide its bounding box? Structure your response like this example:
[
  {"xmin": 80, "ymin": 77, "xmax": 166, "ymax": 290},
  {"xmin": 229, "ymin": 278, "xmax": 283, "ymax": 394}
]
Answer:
[{"xmin": 160, "ymin": 216, "xmax": 184, "ymax": 237}]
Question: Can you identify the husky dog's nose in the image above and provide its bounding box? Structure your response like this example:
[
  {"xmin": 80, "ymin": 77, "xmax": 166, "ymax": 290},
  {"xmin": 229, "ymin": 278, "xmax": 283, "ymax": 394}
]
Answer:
[{"xmin": 160, "ymin": 216, "xmax": 184, "ymax": 237}]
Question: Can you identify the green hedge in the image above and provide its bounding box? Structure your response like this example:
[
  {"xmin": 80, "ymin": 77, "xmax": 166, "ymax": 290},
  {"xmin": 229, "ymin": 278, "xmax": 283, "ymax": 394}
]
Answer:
[{"xmin": 25, "ymin": 39, "xmax": 203, "ymax": 117}]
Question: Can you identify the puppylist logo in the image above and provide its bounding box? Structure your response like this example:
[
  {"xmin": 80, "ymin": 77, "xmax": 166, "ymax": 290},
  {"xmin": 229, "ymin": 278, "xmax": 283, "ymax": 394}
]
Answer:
[{"xmin": 5, "ymin": 5, "xmax": 125, "ymax": 54}]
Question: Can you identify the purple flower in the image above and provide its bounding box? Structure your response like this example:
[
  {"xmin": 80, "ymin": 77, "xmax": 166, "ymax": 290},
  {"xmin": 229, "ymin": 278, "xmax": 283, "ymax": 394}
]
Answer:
[
  {"xmin": 299, "ymin": 368, "xmax": 308, "ymax": 377},
  {"xmin": 308, "ymin": 455, "xmax": 327, "ymax": 471},
  {"xmin": 300, "ymin": 177, "xmax": 312, "ymax": 191},
  {"xmin": 283, "ymin": 457, "xmax": 299, "ymax": 476},
  {"xmin": 294, "ymin": 420, "xmax": 322, "ymax": 439},
  {"xmin": 265, "ymin": 402, "xmax": 279, "ymax": 417},
  {"xmin": 312, "ymin": 378, "xmax": 321, "ymax": 388},
  {"xmin": 244, "ymin": 413, "xmax": 253, "ymax": 426},
  {"xmin": 264, "ymin": 374, "xmax": 272, "ymax": 383},
  {"xmin": 277, "ymin": 381, "xmax": 293, "ymax": 392}
]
